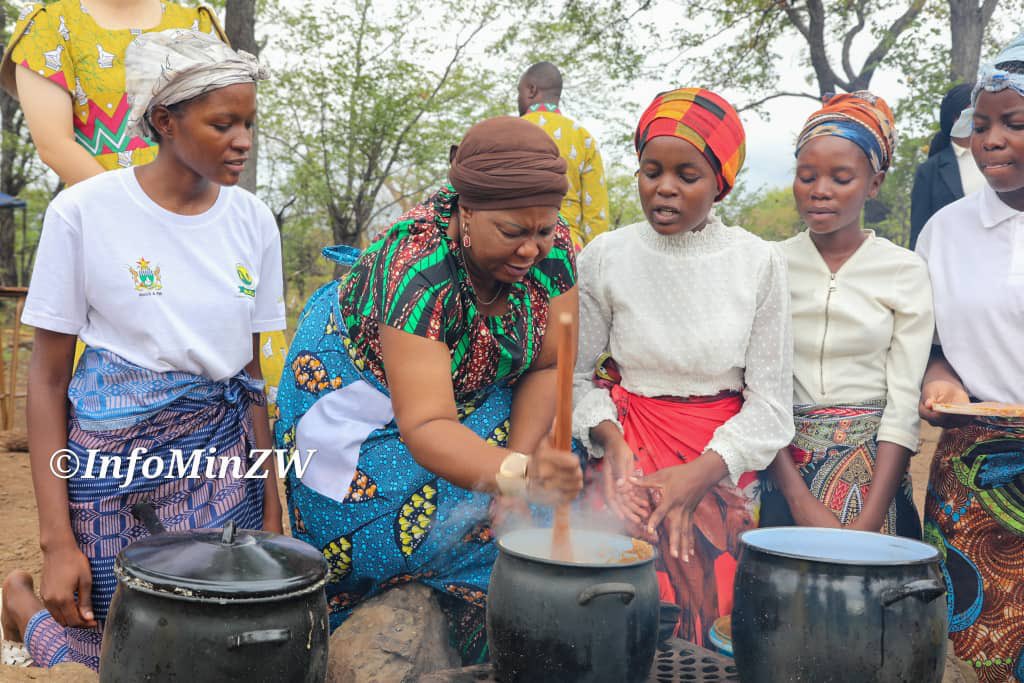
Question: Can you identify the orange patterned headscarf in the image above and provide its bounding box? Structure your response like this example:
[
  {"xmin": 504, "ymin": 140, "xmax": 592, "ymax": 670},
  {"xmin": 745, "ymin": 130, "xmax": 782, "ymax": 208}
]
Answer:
[
  {"xmin": 795, "ymin": 91, "xmax": 896, "ymax": 173},
  {"xmin": 634, "ymin": 88, "xmax": 746, "ymax": 201}
]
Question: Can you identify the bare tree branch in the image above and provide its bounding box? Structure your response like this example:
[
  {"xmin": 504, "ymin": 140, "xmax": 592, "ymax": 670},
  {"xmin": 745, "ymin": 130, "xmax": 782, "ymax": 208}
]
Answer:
[
  {"xmin": 856, "ymin": 0, "xmax": 926, "ymax": 87},
  {"xmin": 739, "ymin": 90, "xmax": 820, "ymax": 111},
  {"xmin": 840, "ymin": 0, "xmax": 868, "ymax": 81}
]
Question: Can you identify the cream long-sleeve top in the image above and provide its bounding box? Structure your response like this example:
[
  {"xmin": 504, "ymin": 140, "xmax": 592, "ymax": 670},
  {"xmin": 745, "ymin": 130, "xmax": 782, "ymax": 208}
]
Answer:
[
  {"xmin": 781, "ymin": 230, "xmax": 934, "ymax": 451},
  {"xmin": 572, "ymin": 214, "xmax": 795, "ymax": 484}
]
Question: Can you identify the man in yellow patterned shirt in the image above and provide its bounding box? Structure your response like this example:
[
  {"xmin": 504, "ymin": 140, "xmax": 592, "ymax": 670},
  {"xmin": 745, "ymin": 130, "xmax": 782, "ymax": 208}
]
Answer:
[{"xmin": 518, "ymin": 62, "xmax": 609, "ymax": 249}]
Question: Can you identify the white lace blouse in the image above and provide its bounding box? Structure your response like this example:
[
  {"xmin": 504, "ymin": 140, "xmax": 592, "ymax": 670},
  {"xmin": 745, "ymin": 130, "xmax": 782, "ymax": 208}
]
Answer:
[{"xmin": 572, "ymin": 214, "xmax": 795, "ymax": 484}]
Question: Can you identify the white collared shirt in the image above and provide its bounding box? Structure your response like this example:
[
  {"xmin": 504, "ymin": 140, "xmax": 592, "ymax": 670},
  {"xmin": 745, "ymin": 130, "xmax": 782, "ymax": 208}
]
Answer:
[
  {"xmin": 916, "ymin": 184, "xmax": 1024, "ymax": 403},
  {"xmin": 951, "ymin": 142, "xmax": 987, "ymax": 197}
]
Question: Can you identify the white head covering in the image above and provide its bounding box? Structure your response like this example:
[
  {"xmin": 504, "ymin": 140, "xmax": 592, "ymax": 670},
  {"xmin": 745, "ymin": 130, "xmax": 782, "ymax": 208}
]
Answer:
[
  {"xmin": 953, "ymin": 32, "xmax": 1024, "ymax": 137},
  {"xmin": 126, "ymin": 29, "xmax": 269, "ymax": 139}
]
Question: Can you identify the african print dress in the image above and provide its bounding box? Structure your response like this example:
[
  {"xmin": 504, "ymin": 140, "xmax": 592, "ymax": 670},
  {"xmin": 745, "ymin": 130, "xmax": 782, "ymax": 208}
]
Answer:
[
  {"xmin": 924, "ymin": 416, "xmax": 1024, "ymax": 682},
  {"xmin": 274, "ymin": 186, "xmax": 575, "ymax": 663},
  {"xmin": 3, "ymin": 0, "xmax": 224, "ymax": 171}
]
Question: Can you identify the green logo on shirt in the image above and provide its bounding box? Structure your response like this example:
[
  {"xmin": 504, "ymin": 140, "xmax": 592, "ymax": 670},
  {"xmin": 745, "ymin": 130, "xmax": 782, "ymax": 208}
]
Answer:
[{"xmin": 236, "ymin": 263, "xmax": 255, "ymax": 297}]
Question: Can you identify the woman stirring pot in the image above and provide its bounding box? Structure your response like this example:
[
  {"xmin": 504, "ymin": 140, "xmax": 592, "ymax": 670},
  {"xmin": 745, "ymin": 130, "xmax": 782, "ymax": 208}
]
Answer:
[{"xmin": 274, "ymin": 116, "xmax": 584, "ymax": 664}]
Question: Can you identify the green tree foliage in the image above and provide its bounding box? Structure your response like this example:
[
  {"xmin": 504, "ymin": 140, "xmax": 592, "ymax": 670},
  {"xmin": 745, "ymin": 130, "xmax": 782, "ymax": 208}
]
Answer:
[
  {"xmin": 260, "ymin": 0, "xmax": 508, "ymax": 261},
  {"xmin": 723, "ymin": 186, "xmax": 802, "ymax": 242},
  {"xmin": 605, "ymin": 169, "xmax": 645, "ymax": 229},
  {"xmin": 258, "ymin": 0, "xmax": 653, "ymax": 290}
]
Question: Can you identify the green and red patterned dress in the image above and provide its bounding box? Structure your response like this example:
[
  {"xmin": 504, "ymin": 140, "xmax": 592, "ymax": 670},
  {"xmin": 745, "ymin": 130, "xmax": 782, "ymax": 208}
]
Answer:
[{"xmin": 273, "ymin": 185, "xmax": 575, "ymax": 662}]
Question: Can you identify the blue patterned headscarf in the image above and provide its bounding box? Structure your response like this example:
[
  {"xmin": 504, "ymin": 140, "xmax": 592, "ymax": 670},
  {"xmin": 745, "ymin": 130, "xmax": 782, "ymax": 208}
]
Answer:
[
  {"xmin": 953, "ymin": 32, "xmax": 1024, "ymax": 135},
  {"xmin": 795, "ymin": 91, "xmax": 896, "ymax": 174}
]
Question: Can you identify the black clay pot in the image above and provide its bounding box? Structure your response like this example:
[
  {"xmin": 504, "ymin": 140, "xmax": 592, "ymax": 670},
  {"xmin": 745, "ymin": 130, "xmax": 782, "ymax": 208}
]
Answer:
[
  {"xmin": 99, "ymin": 507, "xmax": 329, "ymax": 683},
  {"xmin": 732, "ymin": 528, "xmax": 948, "ymax": 683},
  {"xmin": 487, "ymin": 528, "xmax": 659, "ymax": 683}
]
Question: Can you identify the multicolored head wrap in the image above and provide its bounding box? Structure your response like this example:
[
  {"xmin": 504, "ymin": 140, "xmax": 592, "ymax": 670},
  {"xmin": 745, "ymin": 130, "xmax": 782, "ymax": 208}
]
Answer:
[
  {"xmin": 795, "ymin": 91, "xmax": 896, "ymax": 174},
  {"xmin": 634, "ymin": 88, "xmax": 746, "ymax": 201},
  {"xmin": 950, "ymin": 34, "xmax": 1024, "ymax": 138}
]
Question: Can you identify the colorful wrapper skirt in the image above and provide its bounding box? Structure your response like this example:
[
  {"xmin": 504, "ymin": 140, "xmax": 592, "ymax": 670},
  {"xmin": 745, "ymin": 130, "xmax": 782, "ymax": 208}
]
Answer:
[
  {"xmin": 602, "ymin": 384, "xmax": 758, "ymax": 648},
  {"xmin": 924, "ymin": 416, "xmax": 1024, "ymax": 682},
  {"xmin": 274, "ymin": 281, "xmax": 529, "ymax": 664},
  {"xmin": 760, "ymin": 401, "xmax": 920, "ymax": 538},
  {"xmin": 24, "ymin": 348, "xmax": 265, "ymax": 671}
]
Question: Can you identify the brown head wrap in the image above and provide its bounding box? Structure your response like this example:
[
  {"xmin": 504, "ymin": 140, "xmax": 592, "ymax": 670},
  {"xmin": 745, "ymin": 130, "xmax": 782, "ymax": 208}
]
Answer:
[{"xmin": 448, "ymin": 116, "xmax": 568, "ymax": 210}]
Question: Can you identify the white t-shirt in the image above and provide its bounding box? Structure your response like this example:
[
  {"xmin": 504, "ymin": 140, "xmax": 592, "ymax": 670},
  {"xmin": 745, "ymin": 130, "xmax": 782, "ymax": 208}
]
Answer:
[
  {"xmin": 916, "ymin": 184, "xmax": 1024, "ymax": 404},
  {"xmin": 23, "ymin": 168, "xmax": 286, "ymax": 382}
]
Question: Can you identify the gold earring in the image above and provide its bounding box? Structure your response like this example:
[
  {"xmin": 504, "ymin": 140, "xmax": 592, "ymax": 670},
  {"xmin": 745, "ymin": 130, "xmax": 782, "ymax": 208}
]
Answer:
[{"xmin": 462, "ymin": 222, "xmax": 471, "ymax": 248}]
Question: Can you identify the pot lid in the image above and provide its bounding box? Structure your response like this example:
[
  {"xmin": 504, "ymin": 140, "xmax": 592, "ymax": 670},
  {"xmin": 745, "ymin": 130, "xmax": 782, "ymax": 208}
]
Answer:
[
  {"xmin": 739, "ymin": 528, "xmax": 940, "ymax": 566},
  {"xmin": 115, "ymin": 521, "xmax": 327, "ymax": 601}
]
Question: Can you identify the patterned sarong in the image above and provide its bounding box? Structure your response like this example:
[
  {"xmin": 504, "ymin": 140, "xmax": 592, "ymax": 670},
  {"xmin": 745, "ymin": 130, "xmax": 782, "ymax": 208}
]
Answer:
[
  {"xmin": 924, "ymin": 416, "xmax": 1024, "ymax": 682},
  {"xmin": 24, "ymin": 348, "xmax": 265, "ymax": 671},
  {"xmin": 760, "ymin": 401, "xmax": 920, "ymax": 538},
  {"xmin": 275, "ymin": 281, "xmax": 531, "ymax": 664}
]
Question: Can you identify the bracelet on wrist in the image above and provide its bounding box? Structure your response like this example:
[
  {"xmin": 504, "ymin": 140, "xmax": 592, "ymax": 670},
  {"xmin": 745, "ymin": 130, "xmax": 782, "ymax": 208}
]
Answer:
[{"xmin": 495, "ymin": 451, "xmax": 530, "ymax": 497}]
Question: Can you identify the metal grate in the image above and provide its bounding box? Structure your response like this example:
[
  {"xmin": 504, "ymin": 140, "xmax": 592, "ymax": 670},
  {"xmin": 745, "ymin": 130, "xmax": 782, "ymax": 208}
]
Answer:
[
  {"xmin": 650, "ymin": 642, "xmax": 740, "ymax": 683},
  {"xmin": 419, "ymin": 640, "xmax": 739, "ymax": 682}
]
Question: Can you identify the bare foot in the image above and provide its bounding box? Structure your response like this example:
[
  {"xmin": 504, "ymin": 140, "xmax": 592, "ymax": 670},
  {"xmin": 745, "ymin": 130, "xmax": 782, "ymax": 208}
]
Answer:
[{"xmin": 2, "ymin": 570, "xmax": 42, "ymax": 643}]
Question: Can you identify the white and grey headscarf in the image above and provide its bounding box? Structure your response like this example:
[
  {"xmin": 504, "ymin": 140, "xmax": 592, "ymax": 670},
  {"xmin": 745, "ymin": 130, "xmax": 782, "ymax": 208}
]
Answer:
[
  {"xmin": 126, "ymin": 29, "xmax": 269, "ymax": 139},
  {"xmin": 950, "ymin": 32, "xmax": 1024, "ymax": 138}
]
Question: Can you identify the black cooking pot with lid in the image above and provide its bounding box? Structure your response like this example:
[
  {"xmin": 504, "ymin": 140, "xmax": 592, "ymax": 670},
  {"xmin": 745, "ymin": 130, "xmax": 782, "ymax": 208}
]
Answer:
[
  {"xmin": 487, "ymin": 528, "xmax": 660, "ymax": 682},
  {"xmin": 731, "ymin": 527, "xmax": 948, "ymax": 683},
  {"xmin": 98, "ymin": 503, "xmax": 329, "ymax": 682}
]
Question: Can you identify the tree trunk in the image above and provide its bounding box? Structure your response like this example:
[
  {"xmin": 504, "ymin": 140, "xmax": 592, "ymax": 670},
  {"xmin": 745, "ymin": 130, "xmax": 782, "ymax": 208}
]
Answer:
[
  {"xmin": 0, "ymin": 3, "xmax": 26, "ymax": 285},
  {"xmin": 225, "ymin": 0, "xmax": 259, "ymax": 193},
  {"xmin": 948, "ymin": 0, "xmax": 1000, "ymax": 82},
  {"xmin": 0, "ymin": 95, "xmax": 19, "ymax": 285}
]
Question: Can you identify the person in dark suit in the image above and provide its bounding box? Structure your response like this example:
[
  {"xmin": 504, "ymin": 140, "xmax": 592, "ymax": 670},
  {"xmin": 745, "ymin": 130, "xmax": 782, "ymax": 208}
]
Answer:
[{"xmin": 909, "ymin": 83, "xmax": 980, "ymax": 249}]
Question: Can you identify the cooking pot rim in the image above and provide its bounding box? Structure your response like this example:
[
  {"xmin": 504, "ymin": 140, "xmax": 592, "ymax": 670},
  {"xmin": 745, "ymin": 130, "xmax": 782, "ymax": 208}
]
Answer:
[
  {"xmin": 114, "ymin": 527, "xmax": 328, "ymax": 600},
  {"xmin": 738, "ymin": 528, "xmax": 940, "ymax": 566},
  {"xmin": 113, "ymin": 563, "xmax": 328, "ymax": 603},
  {"xmin": 497, "ymin": 528, "xmax": 655, "ymax": 568}
]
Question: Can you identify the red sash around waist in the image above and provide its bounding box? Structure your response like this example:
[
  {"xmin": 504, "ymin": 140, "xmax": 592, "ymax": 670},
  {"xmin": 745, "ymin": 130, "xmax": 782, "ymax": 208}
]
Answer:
[{"xmin": 610, "ymin": 384, "xmax": 755, "ymax": 489}]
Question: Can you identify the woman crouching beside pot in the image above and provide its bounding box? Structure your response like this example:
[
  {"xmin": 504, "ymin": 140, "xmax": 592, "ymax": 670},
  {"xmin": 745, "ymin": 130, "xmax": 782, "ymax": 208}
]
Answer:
[{"xmin": 273, "ymin": 116, "xmax": 584, "ymax": 664}]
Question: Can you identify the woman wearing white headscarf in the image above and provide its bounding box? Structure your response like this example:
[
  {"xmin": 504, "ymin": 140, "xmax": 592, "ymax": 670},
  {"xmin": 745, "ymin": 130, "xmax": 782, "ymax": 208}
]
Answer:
[
  {"xmin": 916, "ymin": 33, "xmax": 1024, "ymax": 683},
  {"xmin": 0, "ymin": 30, "xmax": 283, "ymax": 671}
]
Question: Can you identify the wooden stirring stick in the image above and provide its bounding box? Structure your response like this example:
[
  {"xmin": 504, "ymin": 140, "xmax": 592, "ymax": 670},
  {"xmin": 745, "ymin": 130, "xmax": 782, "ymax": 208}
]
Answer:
[{"xmin": 551, "ymin": 312, "xmax": 575, "ymax": 562}]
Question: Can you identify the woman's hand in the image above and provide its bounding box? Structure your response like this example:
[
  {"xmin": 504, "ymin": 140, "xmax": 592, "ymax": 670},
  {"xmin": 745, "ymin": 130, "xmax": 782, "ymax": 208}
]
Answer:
[
  {"xmin": 788, "ymin": 489, "xmax": 842, "ymax": 529},
  {"xmin": 598, "ymin": 429, "xmax": 650, "ymax": 525},
  {"xmin": 40, "ymin": 541, "xmax": 96, "ymax": 628},
  {"xmin": 919, "ymin": 379, "xmax": 972, "ymax": 428},
  {"xmin": 632, "ymin": 451, "xmax": 728, "ymax": 561},
  {"xmin": 526, "ymin": 436, "xmax": 583, "ymax": 506}
]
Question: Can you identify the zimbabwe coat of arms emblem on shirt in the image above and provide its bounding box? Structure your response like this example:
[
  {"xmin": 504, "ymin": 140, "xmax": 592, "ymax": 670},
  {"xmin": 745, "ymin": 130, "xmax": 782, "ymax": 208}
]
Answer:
[{"xmin": 129, "ymin": 257, "xmax": 162, "ymax": 292}]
